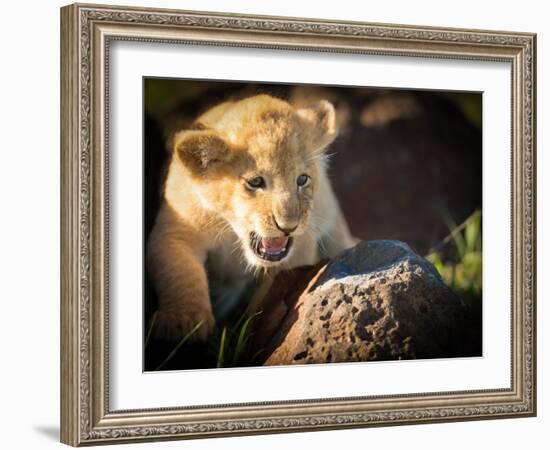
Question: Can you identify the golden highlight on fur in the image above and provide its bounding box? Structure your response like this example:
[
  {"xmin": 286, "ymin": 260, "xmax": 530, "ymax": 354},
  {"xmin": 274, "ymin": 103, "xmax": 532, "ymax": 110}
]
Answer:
[{"xmin": 147, "ymin": 94, "xmax": 355, "ymax": 340}]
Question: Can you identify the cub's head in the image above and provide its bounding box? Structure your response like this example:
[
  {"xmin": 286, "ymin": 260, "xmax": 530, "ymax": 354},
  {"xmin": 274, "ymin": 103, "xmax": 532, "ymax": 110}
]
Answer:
[{"xmin": 172, "ymin": 95, "xmax": 337, "ymax": 267}]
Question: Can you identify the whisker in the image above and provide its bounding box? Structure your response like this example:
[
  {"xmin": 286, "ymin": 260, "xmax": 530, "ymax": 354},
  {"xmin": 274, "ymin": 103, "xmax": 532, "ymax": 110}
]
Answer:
[{"xmin": 305, "ymin": 228, "xmax": 325, "ymax": 256}]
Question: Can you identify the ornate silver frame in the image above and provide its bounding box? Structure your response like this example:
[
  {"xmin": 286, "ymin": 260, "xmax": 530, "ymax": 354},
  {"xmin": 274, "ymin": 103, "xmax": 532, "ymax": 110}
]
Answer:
[{"xmin": 60, "ymin": 3, "xmax": 536, "ymax": 446}]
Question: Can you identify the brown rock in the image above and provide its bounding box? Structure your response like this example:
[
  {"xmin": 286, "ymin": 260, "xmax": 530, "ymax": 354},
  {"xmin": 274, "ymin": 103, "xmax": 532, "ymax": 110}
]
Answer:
[{"xmin": 254, "ymin": 240, "xmax": 469, "ymax": 366}]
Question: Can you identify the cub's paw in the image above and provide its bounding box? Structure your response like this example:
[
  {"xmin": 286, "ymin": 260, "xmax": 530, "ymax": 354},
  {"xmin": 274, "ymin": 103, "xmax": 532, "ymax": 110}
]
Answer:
[{"xmin": 153, "ymin": 306, "xmax": 215, "ymax": 342}]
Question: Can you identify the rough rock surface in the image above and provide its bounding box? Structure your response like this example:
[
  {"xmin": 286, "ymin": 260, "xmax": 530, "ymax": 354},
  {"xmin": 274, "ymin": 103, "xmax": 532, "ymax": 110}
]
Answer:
[{"xmin": 254, "ymin": 240, "xmax": 470, "ymax": 366}]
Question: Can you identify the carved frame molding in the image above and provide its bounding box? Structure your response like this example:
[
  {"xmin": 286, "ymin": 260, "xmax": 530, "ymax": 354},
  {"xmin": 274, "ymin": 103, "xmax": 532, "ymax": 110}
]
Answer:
[{"xmin": 60, "ymin": 3, "xmax": 536, "ymax": 446}]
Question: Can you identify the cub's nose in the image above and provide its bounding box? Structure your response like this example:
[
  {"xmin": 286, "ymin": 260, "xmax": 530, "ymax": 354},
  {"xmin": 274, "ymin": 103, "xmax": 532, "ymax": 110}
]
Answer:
[{"xmin": 273, "ymin": 215, "xmax": 298, "ymax": 235}]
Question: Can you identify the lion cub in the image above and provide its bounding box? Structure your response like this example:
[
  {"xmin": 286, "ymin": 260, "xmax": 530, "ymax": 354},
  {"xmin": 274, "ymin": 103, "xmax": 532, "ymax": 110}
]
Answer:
[{"xmin": 147, "ymin": 94, "xmax": 355, "ymax": 340}]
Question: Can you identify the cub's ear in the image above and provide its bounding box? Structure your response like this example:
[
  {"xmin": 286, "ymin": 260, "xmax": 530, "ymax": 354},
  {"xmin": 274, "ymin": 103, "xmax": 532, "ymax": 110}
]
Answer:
[
  {"xmin": 173, "ymin": 129, "xmax": 231, "ymax": 174},
  {"xmin": 296, "ymin": 100, "xmax": 338, "ymax": 152}
]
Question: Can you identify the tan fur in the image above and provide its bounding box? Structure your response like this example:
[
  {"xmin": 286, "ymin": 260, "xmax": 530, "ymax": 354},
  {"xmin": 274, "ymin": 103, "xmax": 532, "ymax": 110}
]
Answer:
[{"xmin": 147, "ymin": 94, "xmax": 355, "ymax": 340}]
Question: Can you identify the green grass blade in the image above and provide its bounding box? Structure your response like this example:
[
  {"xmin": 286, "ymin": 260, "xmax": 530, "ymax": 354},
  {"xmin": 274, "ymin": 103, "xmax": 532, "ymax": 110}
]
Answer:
[
  {"xmin": 250, "ymin": 347, "xmax": 266, "ymax": 363},
  {"xmin": 231, "ymin": 311, "xmax": 262, "ymax": 367},
  {"xmin": 426, "ymin": 252, "xmax": 444, "ymax": 275},
  {"xmin": 216, "ymin": 327, "xmax": 227, "ymax": 368},
  {"xmin": 154, "ymin": 320, "xmax": 203, "ymax": 371},
  {"xmin": 465, "ymin": 210, "xmax": 481, "ymax": 253},
  {"xmin": 144, "ymin": 311, "xmax": 158, "ymax": 350},
  {"xmin": 444, "ymin": 216, "xmax": 466, "ymax": 259}
]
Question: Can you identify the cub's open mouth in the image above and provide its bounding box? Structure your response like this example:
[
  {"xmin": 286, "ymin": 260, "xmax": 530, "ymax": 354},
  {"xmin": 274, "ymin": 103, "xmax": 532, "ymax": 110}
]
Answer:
[{"xmin": 250, "ymin": 232, "xmax": 293, "ymax": 262}]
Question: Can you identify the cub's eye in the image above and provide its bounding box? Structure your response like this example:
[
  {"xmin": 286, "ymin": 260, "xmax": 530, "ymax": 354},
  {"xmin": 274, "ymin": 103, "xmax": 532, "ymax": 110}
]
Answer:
[
  {"xmin": 297, "ymin": 174, "xmax": 310, "ymax": 187},
  {"xmin": 246, "ymin": 176, "xmax": 265, "ymax": 190}
]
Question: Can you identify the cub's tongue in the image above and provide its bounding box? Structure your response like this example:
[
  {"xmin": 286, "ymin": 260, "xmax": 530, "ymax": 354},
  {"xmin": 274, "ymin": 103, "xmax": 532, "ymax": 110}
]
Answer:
[{"xmin": 260, "ymin": 236, "xmax": 289, "ymax": 254}]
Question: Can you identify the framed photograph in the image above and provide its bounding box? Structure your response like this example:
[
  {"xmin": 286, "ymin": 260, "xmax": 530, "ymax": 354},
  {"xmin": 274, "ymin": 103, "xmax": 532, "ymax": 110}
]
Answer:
[{"xmin": 60, "ymin": 3, "xmax": 536, "ymax": 446}]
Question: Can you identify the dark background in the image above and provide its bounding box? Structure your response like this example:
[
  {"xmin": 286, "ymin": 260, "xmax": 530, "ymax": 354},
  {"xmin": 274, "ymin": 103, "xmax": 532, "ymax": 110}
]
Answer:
[{"xmin": 143, "ymin": 79, "xmax": 482, "ymax": 370}]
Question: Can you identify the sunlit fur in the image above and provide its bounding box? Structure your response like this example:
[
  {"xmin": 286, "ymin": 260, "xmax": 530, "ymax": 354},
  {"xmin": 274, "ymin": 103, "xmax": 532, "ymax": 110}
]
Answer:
[{"xmin": 147, "ymin": 95, "xmax": 355, "ymax": 340}]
